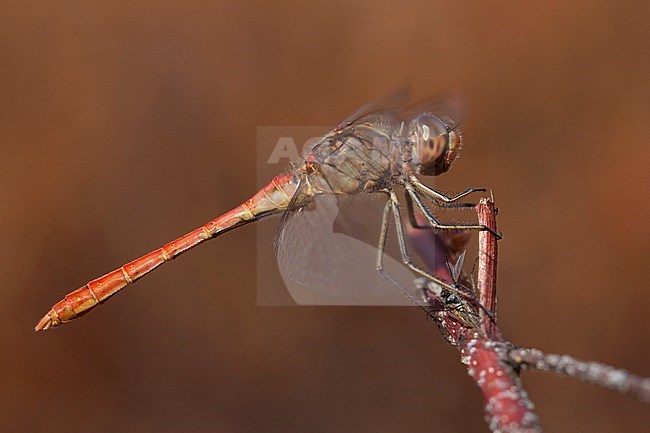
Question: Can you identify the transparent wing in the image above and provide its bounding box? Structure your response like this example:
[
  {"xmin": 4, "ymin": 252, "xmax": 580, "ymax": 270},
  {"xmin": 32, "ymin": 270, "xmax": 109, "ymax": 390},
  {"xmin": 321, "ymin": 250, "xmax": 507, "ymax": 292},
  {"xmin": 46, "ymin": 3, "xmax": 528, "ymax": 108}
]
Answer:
[
  {"xmin": 322, "ymin": 87, "xmax": 462, "ymax": 144},
  {"xmin": 274, "ymin": 193, "xmax": 422, "ymax": 306},
  {"xmin": 304, "ymin": 106, "xmax": 405, "ymax": 163},
  {"xmin": 303, "ymin": 86, "xmax": 415, "ymax": 160},
  {"xmin": 306, "ymin": 111, "xmax": 401, "ymax": 161},
  {"xmin": 338, "ymin": 85, "xmax": 412, "ymax": 128},
  {"xmin": 321, "ymin": 89, "xmax": 463, "ymax": 155},
  {"xmin": 398, "ymin": 91, "xmax": 465, "ymax": 130}
]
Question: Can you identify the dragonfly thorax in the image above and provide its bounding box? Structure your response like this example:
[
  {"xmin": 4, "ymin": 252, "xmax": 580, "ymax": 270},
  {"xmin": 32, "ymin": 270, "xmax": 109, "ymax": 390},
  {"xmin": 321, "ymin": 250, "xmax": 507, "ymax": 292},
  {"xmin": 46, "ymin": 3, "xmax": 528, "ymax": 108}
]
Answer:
[
  {"xmin": 301, "ymin": 124, "xmax": 397, "ymax": 195},
  {"xmin": 408, "ymin": 114, "xmax": 461, "ymax": 176}
]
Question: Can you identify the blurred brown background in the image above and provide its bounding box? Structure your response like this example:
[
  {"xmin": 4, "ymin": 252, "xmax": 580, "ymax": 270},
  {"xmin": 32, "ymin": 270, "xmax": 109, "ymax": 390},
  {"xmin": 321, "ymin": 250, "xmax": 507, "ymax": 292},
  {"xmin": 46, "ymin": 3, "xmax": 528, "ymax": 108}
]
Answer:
[{"xmin": 2, "ymin": 1, "xmax": 648, "ymax": 432}]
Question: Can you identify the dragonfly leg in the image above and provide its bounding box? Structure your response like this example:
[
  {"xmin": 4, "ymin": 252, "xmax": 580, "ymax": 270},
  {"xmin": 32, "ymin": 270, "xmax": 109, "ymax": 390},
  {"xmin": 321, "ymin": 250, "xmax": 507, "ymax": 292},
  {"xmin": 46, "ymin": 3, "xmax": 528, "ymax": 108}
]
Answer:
[
  {"xmin": 403, "ymin": 191, "xmax": 462, "ymax": 228},
  {"xmin": 404, "ymin": 191, "xmax": 427, "ymax": 229},
  {"xmin": 404, "ymin": 192, "xmax": 475, "ymax": 229},
  {"xmin": 390, "ymin": 190, "xmax": 496, "ymax": 323},
  {"xmin": 390, "ymin": 191, "xmax": 469, "ymax": 296},
  {"xmin": 431, "ymin": 201, "xmax": 478, "ymax": 209},
  {"xmin": 375, "ymin": 192, "xmax": 429, "ymax": 307},
  {"xmin": 375, "ymin": 195, "xmax": 392, "ymax": 273},
  {"xmin": 409, "ymin": 174, "xmax": 486, "ymax": 204},
  {"xmin": 406, "ymin": 184, "xmax": 502, "ymax": 239}
]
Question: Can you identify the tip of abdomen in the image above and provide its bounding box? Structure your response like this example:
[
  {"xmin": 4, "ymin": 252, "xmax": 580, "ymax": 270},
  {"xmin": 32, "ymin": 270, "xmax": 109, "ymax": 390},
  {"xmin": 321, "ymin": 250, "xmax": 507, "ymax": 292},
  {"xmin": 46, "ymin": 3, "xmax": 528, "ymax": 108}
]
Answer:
[{"xmin": 34, "ymin": 310, "xmax": 60, "ymax": 332}]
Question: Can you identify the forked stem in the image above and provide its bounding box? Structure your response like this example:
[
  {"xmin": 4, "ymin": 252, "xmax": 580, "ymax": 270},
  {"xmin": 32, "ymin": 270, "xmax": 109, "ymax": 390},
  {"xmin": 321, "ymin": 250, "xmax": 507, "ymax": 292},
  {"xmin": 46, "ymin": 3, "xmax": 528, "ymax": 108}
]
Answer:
[
  {"xmin": 415, "ymin": 198, "xmax": 649, "ymax": 432},
  {"xmin": 416, "ymin": 199, "xmax": 542, "ymax": 432}
]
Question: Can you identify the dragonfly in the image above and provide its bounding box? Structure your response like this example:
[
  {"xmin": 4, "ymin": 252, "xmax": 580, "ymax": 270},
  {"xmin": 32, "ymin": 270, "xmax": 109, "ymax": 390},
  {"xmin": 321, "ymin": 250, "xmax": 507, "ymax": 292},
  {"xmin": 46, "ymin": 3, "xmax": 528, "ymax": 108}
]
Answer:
[{"xmin": 35, "ymin": 88, "xmax": 493, "ymax": 331}]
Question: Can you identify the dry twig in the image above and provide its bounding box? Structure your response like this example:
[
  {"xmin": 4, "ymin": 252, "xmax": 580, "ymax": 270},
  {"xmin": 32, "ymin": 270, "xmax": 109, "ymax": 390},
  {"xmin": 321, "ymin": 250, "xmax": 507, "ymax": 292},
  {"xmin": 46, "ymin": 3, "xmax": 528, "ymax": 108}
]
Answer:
[{"xmin": 411, "ymin": 198, "xmax": 648, "ymax": 432}]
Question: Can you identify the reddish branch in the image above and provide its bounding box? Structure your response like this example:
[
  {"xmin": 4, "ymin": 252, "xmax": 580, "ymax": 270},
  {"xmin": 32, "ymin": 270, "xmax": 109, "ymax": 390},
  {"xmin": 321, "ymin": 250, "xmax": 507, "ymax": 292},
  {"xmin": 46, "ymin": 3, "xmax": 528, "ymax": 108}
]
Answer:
[
  {"xmin": 410, "ymin": 198, "xmax": 648, "ymax": 433},
  {"xmin": 476, "ymin": 200, "xmax": 499, "ymax": 338},
  {"xmin": 413, "ymin": 199, "xmax": 541, "ymax": 432}
]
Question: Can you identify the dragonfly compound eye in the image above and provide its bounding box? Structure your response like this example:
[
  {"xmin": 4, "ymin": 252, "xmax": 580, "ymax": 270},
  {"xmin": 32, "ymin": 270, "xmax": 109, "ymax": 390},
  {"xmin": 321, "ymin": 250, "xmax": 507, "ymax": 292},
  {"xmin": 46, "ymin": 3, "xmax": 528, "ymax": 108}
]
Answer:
[{"xmin": 410, "ymin": 114, "xmax": 460, "ymax": 176}]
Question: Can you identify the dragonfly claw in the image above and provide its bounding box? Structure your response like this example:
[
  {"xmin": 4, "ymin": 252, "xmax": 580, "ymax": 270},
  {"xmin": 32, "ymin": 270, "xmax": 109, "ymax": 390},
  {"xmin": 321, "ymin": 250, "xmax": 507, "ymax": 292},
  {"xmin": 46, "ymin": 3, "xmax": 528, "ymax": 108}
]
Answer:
[{"xmin": 482, "ymin": 225, "xmax": 503, "ymax": 240}]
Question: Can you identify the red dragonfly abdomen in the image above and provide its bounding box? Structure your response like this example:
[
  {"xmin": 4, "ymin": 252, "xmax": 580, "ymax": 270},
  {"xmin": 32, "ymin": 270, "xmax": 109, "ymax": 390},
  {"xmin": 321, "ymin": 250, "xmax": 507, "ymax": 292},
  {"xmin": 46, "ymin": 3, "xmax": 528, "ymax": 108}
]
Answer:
[{"xmin": 35, "ymin": 174, "xmax": 298, "ymax": 331}]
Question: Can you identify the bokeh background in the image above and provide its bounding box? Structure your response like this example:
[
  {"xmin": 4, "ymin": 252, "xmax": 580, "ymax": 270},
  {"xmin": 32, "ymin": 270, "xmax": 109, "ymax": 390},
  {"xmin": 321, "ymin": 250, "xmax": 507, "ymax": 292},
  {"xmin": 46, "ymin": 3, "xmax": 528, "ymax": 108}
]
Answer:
[{"xmin": 2, "ymin": 1, "xmax": 648, "ymax": 432}]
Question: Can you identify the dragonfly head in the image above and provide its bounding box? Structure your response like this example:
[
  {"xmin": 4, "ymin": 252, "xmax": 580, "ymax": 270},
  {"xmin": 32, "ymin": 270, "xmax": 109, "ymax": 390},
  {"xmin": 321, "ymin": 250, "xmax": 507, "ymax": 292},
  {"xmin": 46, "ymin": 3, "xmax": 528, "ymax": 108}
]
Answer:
[{"xmin": 409, "ymin": 114, "xmax": 461, "ymax": 176}]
